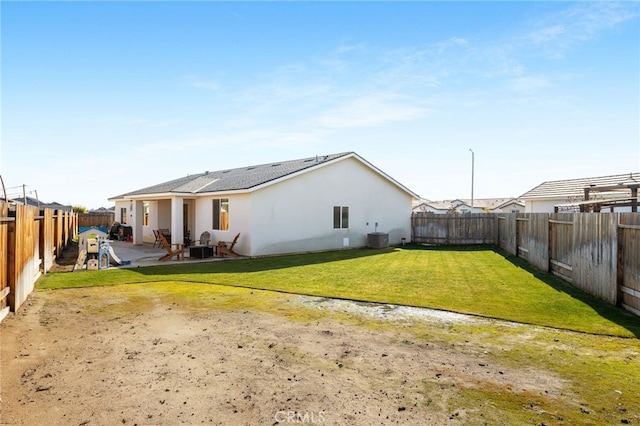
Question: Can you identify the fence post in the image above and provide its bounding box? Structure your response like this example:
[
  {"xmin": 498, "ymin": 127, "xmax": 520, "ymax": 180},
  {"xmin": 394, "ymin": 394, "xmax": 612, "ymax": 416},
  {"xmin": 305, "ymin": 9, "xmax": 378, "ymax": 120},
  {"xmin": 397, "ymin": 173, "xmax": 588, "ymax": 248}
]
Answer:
[
  {"xmin": 547, "ymin": 213, "xmax": 552, "ymax": 273},
  {"xmin": 515, "ymin": 213, "xmax": 520, "ymax": 258},
  {"xmin": 616, "ymin": 215, "xmax": 624, "ymax": 307},
  {"xmin": 0, "ymin": 202, "xmax": 10, "ymax": 322},
  {"xmin": 7, "ymin": 207, "xmax": 17, "ymax": 310}
]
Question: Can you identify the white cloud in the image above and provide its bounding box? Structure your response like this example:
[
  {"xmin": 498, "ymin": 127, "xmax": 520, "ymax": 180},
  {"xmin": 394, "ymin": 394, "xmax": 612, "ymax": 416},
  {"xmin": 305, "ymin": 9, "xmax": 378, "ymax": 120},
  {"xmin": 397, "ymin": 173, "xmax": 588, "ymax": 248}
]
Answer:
[
  {"xmin": 528, "ymin": 25, "xmax": 565, "ymax": 44},
  {"xmin": 312, "ymin": 93, "xmax": 431, "ymax": 129},
  {"xmin": 232, "ymin": 80, "xmax": 333, "ymax": 111},
  {"xmin": 191, "ymin": 80, "xmax": 220, "ymax": 91},
  {"xmin": 335, "ymin": 43, "xmax": 366, "ymax": 55},
  {"xmin": 566, "ymin": 2, "xmax": 639, "ymax": 39},
  {"xmin": 433, "ymin": 37, "xmax": 469, "ymax": 54},
  {"xmin": 525, "ymin": 2, "xmax": 638, "ymax": 51},
  {"xmin": 96, "ymin": 117, "xmax": 181, "ymax": 128}
]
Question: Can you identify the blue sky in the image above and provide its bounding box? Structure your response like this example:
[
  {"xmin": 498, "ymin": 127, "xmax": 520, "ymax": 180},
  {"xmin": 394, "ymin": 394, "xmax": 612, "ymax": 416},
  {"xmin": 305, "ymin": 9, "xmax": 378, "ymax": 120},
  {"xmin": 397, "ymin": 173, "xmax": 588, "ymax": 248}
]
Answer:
[{"xmin": 2, "ymin": 1, "xmax": 638, "ymax": 209}]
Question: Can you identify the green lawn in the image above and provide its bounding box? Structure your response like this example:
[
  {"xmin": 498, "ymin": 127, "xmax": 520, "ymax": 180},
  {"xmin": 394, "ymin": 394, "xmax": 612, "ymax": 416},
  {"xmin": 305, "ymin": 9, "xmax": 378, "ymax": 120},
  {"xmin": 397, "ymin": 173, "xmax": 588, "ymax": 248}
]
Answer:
[{"xmin": 38, "ymin": 245, "xmax": 640, "ymax": 337}]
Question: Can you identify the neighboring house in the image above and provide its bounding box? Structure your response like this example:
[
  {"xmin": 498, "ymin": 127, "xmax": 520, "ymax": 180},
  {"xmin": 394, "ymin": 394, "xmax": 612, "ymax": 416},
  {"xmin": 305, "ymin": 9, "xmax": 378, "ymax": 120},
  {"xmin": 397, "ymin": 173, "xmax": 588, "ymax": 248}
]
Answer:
[
  {"xmin": 412, "ymin": 198, "xmax": 524, "ymax": 214},
  {"xmin": 520, "ymin": 172, "xmax": 640, "ymax": 213},
  {"xmin": 412, "ymin": 199, "xmax": 447, "ymax": 214},
  {"xmin": 89, "ymin": 206, "xmax": 115, "ymax": 214},
  {"xmin": 6, "ymin": 196, "xmax": 73, "ymax": 212},
  {"xmin": 494, "ymin": 198, "xmax": 526, "ymax": 213},
  {"xmin": 108, "ymin": 152, "xmax": 419, "ymax": 257}
]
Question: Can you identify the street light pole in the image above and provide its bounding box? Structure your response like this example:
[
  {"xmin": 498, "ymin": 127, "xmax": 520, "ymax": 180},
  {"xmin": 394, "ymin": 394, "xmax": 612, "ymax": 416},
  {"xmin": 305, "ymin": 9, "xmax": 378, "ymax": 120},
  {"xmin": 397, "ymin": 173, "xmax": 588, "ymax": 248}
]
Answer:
[{"xmin": 469, "ymin": 149, "xmax": 474, "ymax": 213}]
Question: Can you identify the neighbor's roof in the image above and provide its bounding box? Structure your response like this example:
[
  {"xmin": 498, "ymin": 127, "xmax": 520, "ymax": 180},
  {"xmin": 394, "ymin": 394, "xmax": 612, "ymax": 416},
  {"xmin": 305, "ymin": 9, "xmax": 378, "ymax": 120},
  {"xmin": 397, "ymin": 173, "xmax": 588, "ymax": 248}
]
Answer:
[
  {"xmin": 448, "ymin": 198, "xmax": 522, "ymax": 209},
  {"xmin": 6, "ymin": 196, "xmax": 73, "ymax": 211},
  {"xmin": 412, "ymin": 197, "xmax": 523, "ymax": 211},
  {"xmin": 520, "ymin": 172, "xmax": 640, "ymax": 200},
  {"xmin": 110, "ymin": 152, "xmax": 419, "ymax": 200}
]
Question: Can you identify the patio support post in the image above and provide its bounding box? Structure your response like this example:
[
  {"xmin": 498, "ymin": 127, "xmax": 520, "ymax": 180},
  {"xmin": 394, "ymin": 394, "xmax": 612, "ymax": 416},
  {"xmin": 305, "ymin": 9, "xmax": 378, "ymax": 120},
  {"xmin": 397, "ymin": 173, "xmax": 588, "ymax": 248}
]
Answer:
[
  {"xmin": 171, "ymin": 197, "xmax": 184, "ymax": 246},
  {"xmin": 133, "ymin": 200, "xmax": 144, "ymax": 245}
]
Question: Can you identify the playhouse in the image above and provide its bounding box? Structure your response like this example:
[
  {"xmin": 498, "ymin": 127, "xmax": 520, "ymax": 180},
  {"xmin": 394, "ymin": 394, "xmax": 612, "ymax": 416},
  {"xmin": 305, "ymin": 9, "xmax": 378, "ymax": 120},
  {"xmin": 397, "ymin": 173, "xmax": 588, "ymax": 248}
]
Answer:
[
  {"xmin": 75, "ymin": 226, "xmax": 129, "ymax": 270},
  {"xmin": 78, "ymin": 226, "xmax": 108, "ymax": 252}
]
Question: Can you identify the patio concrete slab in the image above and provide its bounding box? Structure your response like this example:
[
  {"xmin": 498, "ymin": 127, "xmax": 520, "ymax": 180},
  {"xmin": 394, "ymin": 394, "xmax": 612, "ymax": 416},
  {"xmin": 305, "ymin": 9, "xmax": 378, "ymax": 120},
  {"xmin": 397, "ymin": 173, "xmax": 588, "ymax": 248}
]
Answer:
[{"xmin": 108, "ymin": 240, "xmax": 237, "ymax": 269}]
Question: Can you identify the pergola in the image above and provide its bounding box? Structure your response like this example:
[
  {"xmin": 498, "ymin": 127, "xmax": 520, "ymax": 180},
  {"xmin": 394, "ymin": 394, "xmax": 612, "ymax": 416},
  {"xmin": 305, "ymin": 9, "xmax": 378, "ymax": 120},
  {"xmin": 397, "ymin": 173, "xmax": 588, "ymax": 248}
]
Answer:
[{"xmin": 554, "ymin": 182, "xmax": 639, "ymax": 213}]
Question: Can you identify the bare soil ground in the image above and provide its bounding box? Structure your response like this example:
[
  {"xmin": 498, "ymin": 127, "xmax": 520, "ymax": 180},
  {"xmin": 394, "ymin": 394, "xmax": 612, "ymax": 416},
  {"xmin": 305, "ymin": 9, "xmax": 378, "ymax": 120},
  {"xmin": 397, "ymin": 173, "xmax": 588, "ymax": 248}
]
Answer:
[
  {"xmin": 47, "ymin": 240, "xmax": 79, "ymax": 273},
  {"xmin": 1, "ymin": 285, "xmax": 574, "ymax": 426},
  {"xmin": 3, "ymin": 248, "xmax": 638, "ymax": 425}
]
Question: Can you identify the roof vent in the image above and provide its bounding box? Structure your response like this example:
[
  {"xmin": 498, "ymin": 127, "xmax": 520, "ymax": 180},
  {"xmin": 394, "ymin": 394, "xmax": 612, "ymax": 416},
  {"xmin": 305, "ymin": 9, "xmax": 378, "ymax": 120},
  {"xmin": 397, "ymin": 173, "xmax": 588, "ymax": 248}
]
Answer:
[{"xmin": 271, "ymin": 163, "xmax": 281, "ymax": 167}]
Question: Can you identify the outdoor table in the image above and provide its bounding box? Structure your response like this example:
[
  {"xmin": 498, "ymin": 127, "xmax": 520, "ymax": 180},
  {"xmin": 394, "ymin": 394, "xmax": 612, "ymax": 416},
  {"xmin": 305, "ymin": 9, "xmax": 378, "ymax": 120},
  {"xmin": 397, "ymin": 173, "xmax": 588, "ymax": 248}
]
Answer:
[{"xmin": 189, "ymin": 245, "xmax": 214, "ymax": 259}]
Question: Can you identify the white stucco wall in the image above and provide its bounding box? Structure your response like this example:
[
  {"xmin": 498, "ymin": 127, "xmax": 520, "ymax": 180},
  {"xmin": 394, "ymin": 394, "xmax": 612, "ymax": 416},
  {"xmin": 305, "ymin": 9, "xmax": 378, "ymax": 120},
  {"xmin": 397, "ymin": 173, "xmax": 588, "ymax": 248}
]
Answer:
[
  {"xmin": 154, "ymin": 199, "xmax": 171, "ymax": 230},
  {"xmin": 248, "ymin": 157, "xmax": 413, "ymax": 257},
  {"xmin": 142, "ymin": 200, "xmax": 158, "ymax": 243},
  {"xmin": 194, "ymin": 193, "xmax": 252, "ymax": 256},
  {"xmin": 113, "ymin": 200, "xmax": 143, "ymax": 242},
  {"xmin": 523, "ymin": 199, "xmax": 558, "ymax": 213},
  {"xmin": 114, "ymin": 200, "xmax": 129, "ymax": 225},
  {"xmin": 495, "ymin": 202, "xmax": 525, "ymax": 213}
]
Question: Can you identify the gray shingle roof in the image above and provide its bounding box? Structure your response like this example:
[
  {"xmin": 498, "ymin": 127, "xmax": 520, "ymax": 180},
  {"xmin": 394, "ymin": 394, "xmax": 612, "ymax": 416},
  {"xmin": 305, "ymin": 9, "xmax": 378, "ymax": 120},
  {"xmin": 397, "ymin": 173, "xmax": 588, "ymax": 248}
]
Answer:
[
  {"xmin": 520, "ymin": 172, "xmax": 640, "ymax": 199},
  {"xmin": 7, "ymin": 196, "xmax": 73, "ymax": 211},
  {"xmin": 413, "ymin": 198, "xmax": 523, "ymax": 211},
  {"xmin": 113, "ymin": 152, "xmax": 353, "ymax": 198}
]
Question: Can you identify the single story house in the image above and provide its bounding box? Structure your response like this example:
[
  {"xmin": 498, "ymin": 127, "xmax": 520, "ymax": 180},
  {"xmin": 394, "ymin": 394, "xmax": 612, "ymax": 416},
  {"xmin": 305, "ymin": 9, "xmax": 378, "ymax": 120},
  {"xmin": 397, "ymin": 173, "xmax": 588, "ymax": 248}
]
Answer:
[
  {"xmin": 5, "ymin": 196, "xmax": 73, "ymax": 212},
  {"xmin": 494, "ymin": 198, "xmax": 526, "ymax": 213},
  {"xmin": 412, "ymin": 198, "xmax": 524, "ymax": 214},
  {"xmin": 520, "ymin": 172, "xmax": 640, "ymax": 213},
  {"xmin": 89, "ymin": 206, "xmax": 115, "ymax": 214},
  {"xmin": 108, "ymin": 152, "xmax": 419, "ymax": 257}
]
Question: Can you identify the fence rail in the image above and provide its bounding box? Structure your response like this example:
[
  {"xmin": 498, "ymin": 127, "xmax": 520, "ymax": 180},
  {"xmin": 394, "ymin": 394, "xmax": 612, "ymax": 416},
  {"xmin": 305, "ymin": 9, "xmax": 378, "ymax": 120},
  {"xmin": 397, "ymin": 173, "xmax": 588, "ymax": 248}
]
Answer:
[
  {"xmin": 412, "ymin": 212, "xmax": 640, "ymax": 316},
  {"xmin": 0, "ymin": 201, "xmax": 77, "ymax": 322}
]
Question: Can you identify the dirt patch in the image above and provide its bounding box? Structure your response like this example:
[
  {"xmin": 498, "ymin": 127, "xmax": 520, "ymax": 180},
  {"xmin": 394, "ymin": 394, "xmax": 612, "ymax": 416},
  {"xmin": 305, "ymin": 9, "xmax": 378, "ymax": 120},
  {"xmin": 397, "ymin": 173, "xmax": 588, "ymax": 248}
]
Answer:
[
  {"xmin": 0, "ymin": 285, "xmax": 578, "ymax": 425},
  {"xmin": 48, "ymin": 240, "xmax": 79, "ymax": 273}
]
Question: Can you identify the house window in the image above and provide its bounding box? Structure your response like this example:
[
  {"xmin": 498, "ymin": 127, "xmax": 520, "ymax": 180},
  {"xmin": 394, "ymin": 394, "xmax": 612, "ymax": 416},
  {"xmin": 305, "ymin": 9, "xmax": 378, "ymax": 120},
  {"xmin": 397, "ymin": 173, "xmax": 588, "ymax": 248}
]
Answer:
[
  {"xmin": 333, "ymin": 206, "xmax": 349, "ymax": 229},
  {"xmin": 213, "ymin": 198, "xmax": 229, "ymax": 230},
  {"xmin": 143, "ymin": 203, "xmax": 149, "ymax": 226},
  {"xmin": 120, "ymin": 207, "xmax": 127, "ymax": 224}
]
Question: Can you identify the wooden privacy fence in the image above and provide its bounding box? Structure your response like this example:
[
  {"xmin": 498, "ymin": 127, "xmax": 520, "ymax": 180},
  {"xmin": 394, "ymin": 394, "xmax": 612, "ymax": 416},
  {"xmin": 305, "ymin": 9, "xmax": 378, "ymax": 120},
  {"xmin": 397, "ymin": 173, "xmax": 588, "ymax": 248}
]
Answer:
[
  {"xmin": 78, "ymin": 212, "xmax": 115, "ymax": 229},
  {"xmin": 411, "ymin": 213, "xmax": 498, "ymax": 245},
  {"xmin": 412, "ymin": 212, "xmax": 640, "ymax": 316},
  {"xmin": 0, "ymin": 201, "xmax": 77, "ymax": 322}
]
